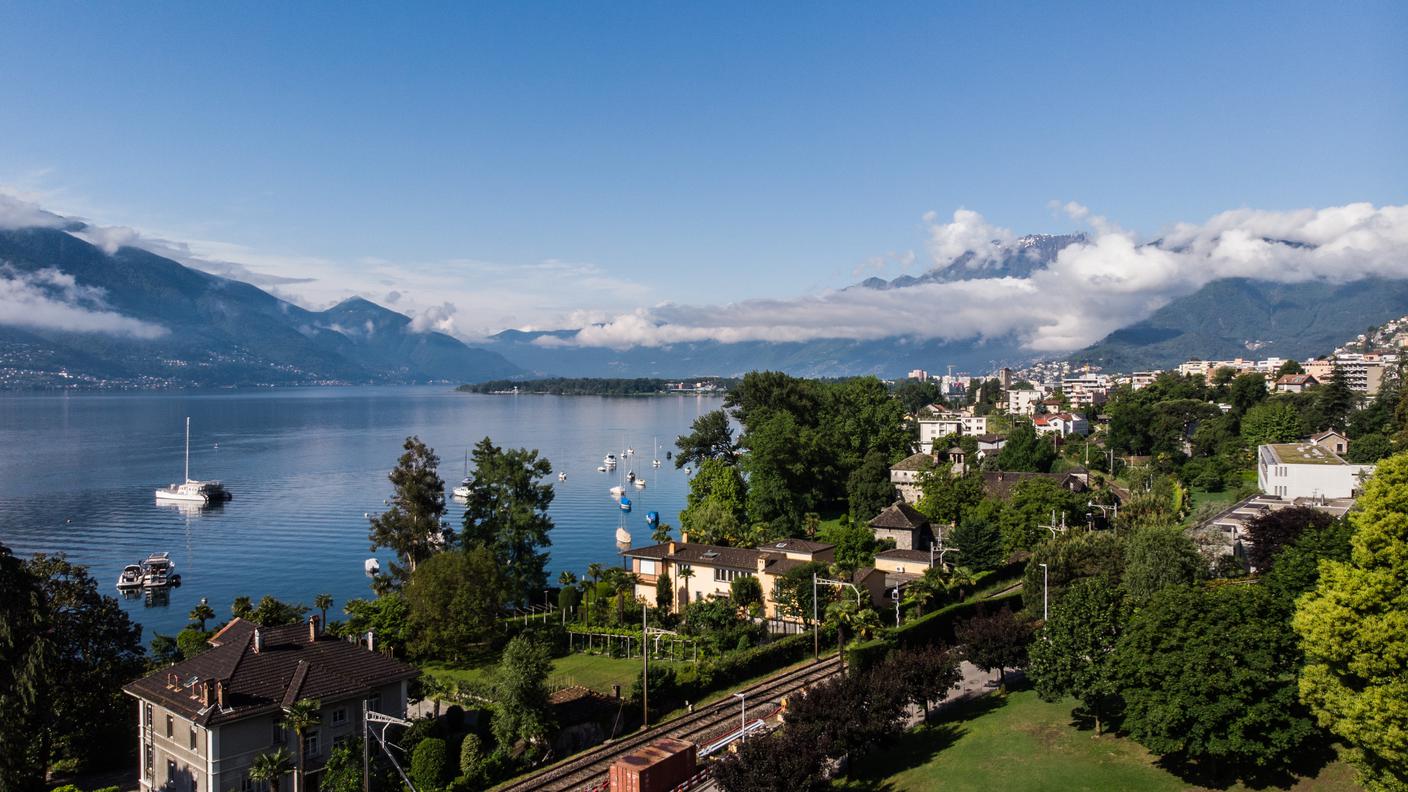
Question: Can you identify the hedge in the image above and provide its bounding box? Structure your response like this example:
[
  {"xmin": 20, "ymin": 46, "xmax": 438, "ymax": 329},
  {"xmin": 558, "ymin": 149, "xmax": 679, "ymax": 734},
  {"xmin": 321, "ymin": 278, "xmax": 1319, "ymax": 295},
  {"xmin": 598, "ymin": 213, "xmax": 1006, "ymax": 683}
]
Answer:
[{"xmin": 846, "ymin": 589, "xmax": 1025, "ymax": 672}]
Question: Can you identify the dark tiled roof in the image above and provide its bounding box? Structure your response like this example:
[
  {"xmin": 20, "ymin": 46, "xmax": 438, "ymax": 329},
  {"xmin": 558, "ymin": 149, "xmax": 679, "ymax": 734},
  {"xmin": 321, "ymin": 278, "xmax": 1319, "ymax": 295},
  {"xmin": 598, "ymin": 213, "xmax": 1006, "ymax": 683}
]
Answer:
[
  {"xmin": 759, "ymin": 538, "xmax": 834, "ymax": 554},
  {"xmin": 981, "ymin": 471, "xmax": 1086, "ymax": 500},
  {"xmin": 869, "ymin": 502, "xmax": 929, "ymax": 530},
  {"xmin": 621, "ymin": 541, "xmax": 759, "ymax": 570},
  {"xmin": 124, "ymin": 618, "xmax": 418, "ymax": 727},
  {"xmin": 762, "ymin": 557, "xmax": 805, "ymax": 576},
  {"xmin": 875, "ymin": 549, "xmax": 934, "ymax": 564},
  {"xmin": 890, "ymin": 453, "xmax": 936, "ymax": 472}
]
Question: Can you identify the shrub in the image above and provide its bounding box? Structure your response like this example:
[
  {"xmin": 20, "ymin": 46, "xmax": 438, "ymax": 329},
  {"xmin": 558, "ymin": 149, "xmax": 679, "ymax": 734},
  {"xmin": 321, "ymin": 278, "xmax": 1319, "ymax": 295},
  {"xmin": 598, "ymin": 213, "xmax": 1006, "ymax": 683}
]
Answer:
[{"xmin": 410, "ymin": 737, "xmax": 451, "ymax": 791}]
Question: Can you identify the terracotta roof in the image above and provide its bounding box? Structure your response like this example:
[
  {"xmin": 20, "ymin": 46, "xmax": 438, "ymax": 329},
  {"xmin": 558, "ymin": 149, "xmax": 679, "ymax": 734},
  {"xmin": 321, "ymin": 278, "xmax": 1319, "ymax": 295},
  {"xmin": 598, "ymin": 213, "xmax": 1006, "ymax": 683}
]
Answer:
[
  {"xmin": 1276, "ymin": 374, "xmax": 1317, "ymax": 385},
  {"xmin": 868, "ymin": 502, "xmax": 929, "ymax": 530},
  {"xmin": 981, "ymin": 470, "xmax": 1086, "ymax": 500},
  {"xmin": 124, "ymin": 618, "xmax": 419, "ymax": 727},
  {"xmin": 890, "ymin": 452, "xmax": 936, "ymax": 472}
]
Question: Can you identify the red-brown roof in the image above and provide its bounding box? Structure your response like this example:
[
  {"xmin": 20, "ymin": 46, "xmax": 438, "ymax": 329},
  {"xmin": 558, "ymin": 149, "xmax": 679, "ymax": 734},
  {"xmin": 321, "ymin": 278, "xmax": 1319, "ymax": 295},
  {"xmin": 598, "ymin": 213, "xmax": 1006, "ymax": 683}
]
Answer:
[{"xmin": 124, "ymin": 618, "xmax": 418, "ymax": 727}]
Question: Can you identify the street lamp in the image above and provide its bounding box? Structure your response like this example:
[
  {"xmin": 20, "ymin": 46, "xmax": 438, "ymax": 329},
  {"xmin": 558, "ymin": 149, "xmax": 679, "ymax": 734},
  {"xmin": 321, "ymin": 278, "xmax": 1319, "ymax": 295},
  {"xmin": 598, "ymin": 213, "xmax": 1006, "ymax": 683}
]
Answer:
[
  {"xmin": 891, "ymin": 587, "xmax": 901, "ymax": 627},
  {"xmin": 732, "ymin": 692, "xmax": 748, "ymax": 743},
  {"xmin": 1038, "ymin": 563, "xmax": 1049, "ymax": 621}
]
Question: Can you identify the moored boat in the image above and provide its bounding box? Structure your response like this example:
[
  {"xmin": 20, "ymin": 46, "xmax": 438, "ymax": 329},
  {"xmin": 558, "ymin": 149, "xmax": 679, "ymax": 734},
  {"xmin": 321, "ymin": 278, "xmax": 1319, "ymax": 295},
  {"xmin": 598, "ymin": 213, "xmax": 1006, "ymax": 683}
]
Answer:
[
  {"xmin": 155, "ymin": 418, "xmax": 231, "ymax": 504},
  {"xmin": 116, "ymin": 564, "xmax": 144, "ymax": 590}
]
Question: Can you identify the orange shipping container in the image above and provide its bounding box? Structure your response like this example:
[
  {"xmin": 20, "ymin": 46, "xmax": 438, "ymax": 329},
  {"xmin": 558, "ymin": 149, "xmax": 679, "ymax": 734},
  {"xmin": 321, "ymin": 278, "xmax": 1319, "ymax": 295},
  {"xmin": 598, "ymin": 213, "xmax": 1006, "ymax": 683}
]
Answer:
[{"xmin": 608, "ymin": 738, "xmax": 698, "ymax": 792}]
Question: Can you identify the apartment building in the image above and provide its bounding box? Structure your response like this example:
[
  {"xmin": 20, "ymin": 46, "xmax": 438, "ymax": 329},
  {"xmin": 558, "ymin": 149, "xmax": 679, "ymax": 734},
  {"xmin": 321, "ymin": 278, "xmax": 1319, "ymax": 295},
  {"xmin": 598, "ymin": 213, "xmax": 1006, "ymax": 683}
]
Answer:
[
  {"xmin": 622, "ymin": 537, "xmax": 836, "ymax": 622},
  {"xmin": 1257, "ymin": 443, "xmax": 1374, "ymax": 499},
  {"xmin": 124, "ymin": 617, "xmax": 417, "ymax": 792}
]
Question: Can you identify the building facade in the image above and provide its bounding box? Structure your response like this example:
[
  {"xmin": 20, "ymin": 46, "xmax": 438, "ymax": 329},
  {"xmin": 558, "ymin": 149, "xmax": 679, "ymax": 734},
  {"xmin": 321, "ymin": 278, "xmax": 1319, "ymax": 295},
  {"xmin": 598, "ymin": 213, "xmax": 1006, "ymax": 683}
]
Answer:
[{"xmin": 1257, "ymin": 443, "xmax": 1374, "ymax": 499}]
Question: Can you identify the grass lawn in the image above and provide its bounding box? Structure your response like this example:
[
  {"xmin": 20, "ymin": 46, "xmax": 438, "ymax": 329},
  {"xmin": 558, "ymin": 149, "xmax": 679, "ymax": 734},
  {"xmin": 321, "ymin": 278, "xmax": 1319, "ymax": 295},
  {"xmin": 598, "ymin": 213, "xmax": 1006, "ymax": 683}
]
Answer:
[
  {"xmin": 1188, "ymin": 486, "xmax": 1239, "ymax": 514},
  {"xmin": 834, "ymin": 689, "xmax": 1360, "ymax": 792},
  {"xmin": 422, "ymin": 652, "xmax": 683, "ymax": 696}
]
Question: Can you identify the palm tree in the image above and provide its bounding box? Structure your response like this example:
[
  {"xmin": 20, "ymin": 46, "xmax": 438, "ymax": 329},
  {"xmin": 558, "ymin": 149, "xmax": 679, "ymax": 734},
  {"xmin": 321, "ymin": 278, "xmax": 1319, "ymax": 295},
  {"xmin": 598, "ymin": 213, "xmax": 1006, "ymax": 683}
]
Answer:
[
  {"xmin": 558, "ymin": 570, "xmax": 577, "ymax": 587},
  {"xmin": 587, "ymin": 562, "xmax": 603, "ymax": 585},
  {"xmin": 313, "ymin": 593, "xmax": 333, "ymax": 626},
  {"xmin": 249, "ymin": 747, "xmax": 293, "ymax": 792},
  {"xmin": 826, "ymin": 598, "xmax": 881, "ymax": 674},
  {"xmin": 282, "ymin": 698, "xmax": 321, "ymax": 792},
  {"xmin": 652, "ymin": 522, "xmax": 673, "ymax": 543},
  {"xmin": 943, "ymin": 565, "xmax": 976, "ymax": 598},
  {"xmin": 907, "ymin": 570, "xmax": 944, "ymax": 617},
  {"xmin": 188, "ymin": 600, "xmax": 216, "ymax": 631},
  {"xmin": 677, "ymin": 566, "xmax": 695, "ymax": 613}
]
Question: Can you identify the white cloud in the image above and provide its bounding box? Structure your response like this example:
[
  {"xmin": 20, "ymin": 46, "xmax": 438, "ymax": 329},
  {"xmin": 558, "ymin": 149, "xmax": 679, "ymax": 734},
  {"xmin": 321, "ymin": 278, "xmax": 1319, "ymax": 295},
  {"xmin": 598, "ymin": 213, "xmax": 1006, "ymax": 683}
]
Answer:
[
  {"xmin": 408, "ymin": 302, "xmax": 458, "ymax": 335},
  {"xmin": 0, "ymin": 265, "xmax": 167, "ymax": 339},
  {"xmin": 0, "ymin": 194, "xmax": 64, "ymax": 230},
  {"xmin": 567, "ymin": 202, "xmax": 1408, "ymax": 352}
]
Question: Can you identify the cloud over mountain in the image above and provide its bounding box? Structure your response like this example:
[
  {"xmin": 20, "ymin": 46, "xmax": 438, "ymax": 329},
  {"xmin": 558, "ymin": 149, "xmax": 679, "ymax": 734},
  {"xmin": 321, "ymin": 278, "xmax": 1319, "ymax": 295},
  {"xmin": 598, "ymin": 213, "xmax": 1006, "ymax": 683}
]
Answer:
[
  {"xmin": 567, "ymin": 202, "xmax": 1408, "ymax": 352},
  {"xmin": 0, "ymin": 264, "xmax": 167, "ymax": 339}
]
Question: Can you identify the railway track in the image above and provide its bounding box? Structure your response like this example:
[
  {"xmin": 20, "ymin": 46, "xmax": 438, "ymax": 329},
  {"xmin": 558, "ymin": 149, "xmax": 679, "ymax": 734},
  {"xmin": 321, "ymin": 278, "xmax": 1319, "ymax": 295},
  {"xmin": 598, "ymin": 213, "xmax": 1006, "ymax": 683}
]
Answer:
[{"xmin": 495, "ymin": 655, "xmax": 844, "ymax": 792}]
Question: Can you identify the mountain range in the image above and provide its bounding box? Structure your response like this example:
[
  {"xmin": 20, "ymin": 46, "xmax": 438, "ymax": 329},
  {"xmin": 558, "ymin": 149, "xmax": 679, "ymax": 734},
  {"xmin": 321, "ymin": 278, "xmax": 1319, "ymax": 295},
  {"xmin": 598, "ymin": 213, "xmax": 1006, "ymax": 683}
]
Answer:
[
  {"xmin": 0, "ymin": 226, "xmax": 521, "ymax": 387},
  {"xmin": 4, "ymin": 221, "xmax": 1407, "ymax": 388}
]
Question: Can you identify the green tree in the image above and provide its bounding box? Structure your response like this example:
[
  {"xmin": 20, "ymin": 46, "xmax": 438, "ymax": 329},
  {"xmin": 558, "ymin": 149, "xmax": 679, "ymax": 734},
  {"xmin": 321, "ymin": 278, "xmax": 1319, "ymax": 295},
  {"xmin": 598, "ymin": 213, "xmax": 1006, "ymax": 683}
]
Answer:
[
  {"xmin": 460, "ymin": 436, "xmax": 555, "ymax": 605},
  {"xmin": 1029, "ymin": 577, "xmax": 1128, "ymax": 735},
  {"xmin": 846, "ymin": 449, "xmax": 897, "ymax": 524},
  {"xmin": 368, "ymin": 436, "xmax": 449, "ymax": 582},
  {"xmin": 947, "ymin": 513, "xmax": 1005, "ymax": 570},
  {"xmin": 651, "ymin": 521, "xmax": 674, "ymax": 543},
  {"xmin": 826, "ymin": 598, "xmax": 881, "ymax": 669},
  {"xmin": 772, "ymin": 561, "xmax": 832, "ymax": 626},
  {"xmin": 1116, "ymin": 585, "xmax": 1319, "ymax": 777},
  {"xmin": 916, "ymin": 469, "xmax": 984, "ymax": 526},
  {"xmin": 1348, "ymin": 433, "xmax": 1394, "ymax": 463},
  {"xmin": 0, "ymin": 546, "xmax": 50, "ymax": 791},
  {"xmin": 1277, "ymin": 359, "xmax": 1306, "ymax": 377},
  {"xmin": 679, "ymin": 458, "xmax": 748, "ymax": 544},
  {"xmin": 410, "ymin": 737, "xmax": 451, "ymax": 791},
  {"xmin": 818, "ymin": 514, "xmax": 881, "ymax": 573},
  {"xmin": 1228, "ymin": 372, "xmax": 1268, "ymax": 416},
  {"xmin": 1000, "ymin": 477, "xmax": 1088, "ymax": 553},
  {"xmin": 188, "ymin": 600, "xmax": 215, "ymax": 631},
  {"xmin": 320, "ymin": 737, "xmax": 363, "ymax": 792},
  {"xmin": 403, "ymin": 547, "xmax": 502, "ymax": 660},
  {"xmin": 177, "ymin": 628, "xmax": 212, "ymax": 660},
  {"xmin": 458, "ymin": 733, "xmax": 488, "ymax": 786},
  {"xmin": 655, "ymin": 571, "xmax": 672, "ymax": 610},
  {"xmin": 1023, "ymin": 530, "xmax": 1125, "ymax": 615},
  {"xmin": 491, "ymin": 634, "xmax": 555, "ymax": 749},
  {"xmin": 1240, "ymin": 401, "xmax": 1305, "ymax": 447},
  {"xmin": 996, "ymin": 422, "xmax": 1056, "ymax": 472},
  {"xmin": 674, "ymin": 409, "xmax": 737, "ymax": 469},
  {"xmin": 1294, "ymin": 452, "xmax": 1408, "ymax": 792},
  {"xmin": 730, "ymin": 574, "xmax": 763, "ymax": 607},
  {"xmin": 338, "ymin": 593, "xmax": 412, "ymax": 656},
  {"xmin": 249, "ymin": 747, "xmax": 294, "ymax": 792},
  {"xmin": 1121, "ymin": 524, "xmax": 1204, "ymax": 607},
  {"xmin": 893, "ymin": 378, "xmax": 945, "ymax": 416},
  {"xmin": 247, "ymin": 595, "xmax": 308, "ymax": 627},
  {"xmin": 26, "ymin": 554, "xmax": 146, "ymax": 773},
  {"xmin": 1246, "ymin": 506, "xmax": 1337, "ymax": 573},
  {"xmin": 313, "ymin": 593, "xmax": 333, "ymax": 627},
  {"xmin": 282, "ymin": 698, "xmax": 320, "ymax": 792},
  {"xmin": 231, "ymin": 595, "xmax": 253, "ymax": 619},
  {"xmin": 1312, "ymin": 365, "xmax": 1356, "ymax": 431}
]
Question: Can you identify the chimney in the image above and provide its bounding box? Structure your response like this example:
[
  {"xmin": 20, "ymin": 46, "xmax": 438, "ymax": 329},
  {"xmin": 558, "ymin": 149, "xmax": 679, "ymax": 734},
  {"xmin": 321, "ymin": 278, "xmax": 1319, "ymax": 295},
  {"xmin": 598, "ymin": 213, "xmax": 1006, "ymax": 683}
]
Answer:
[
  {"xmin": 667, "ymin": 540, "xmax": 676, "ymax": 555},
  {"xmin": 216, "ymin": 679, "xmax": 226, "ymax": 709},
  {"xmin": 308, "ymin": 615, "xmax": 321, "ymax": 643},
  {"xmin": 755, "ymin": 553, "xmax": 767, "ymax": 575},
  {"xmin": 366, "ymin": 630, "xmax": 375, "ymax": 653},
  {"xmin": 252, "ymin": 629, "xmax": 263, "ymax": 654},
  {"xmin": 200, "ymin": 679, "xmax": 213, "ymax": 707},
  {"xmin": 680, "ymin": 531, "xmax": 690, "ymax": 544}
]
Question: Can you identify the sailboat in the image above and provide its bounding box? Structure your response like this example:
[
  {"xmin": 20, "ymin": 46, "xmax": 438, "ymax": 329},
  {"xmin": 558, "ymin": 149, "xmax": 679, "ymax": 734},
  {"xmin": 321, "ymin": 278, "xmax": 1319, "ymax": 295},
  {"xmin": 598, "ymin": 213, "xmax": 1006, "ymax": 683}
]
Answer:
[
  {"xmin": 652, "ymin": 436, "xmax": 661, "ymax": 468},
  {"xmin": 615, "ymin": 513, "xmax": 631, "ymax": 544},
  {"xmin": 155, "ymin": 418, "xmax": 231, "ymax": 504},
  {"xmin": 452, "ymin": 451, "xmax": 471, "ymax": 498}
]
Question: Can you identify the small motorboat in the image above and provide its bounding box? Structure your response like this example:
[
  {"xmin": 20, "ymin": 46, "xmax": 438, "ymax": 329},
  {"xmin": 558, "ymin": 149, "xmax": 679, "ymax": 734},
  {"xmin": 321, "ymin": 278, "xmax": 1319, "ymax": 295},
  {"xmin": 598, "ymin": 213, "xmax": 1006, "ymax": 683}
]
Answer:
[
  {"xmin": 597, "ymin": 465, "xmax": 607, "ymax": 473},
  {"xmin": 627, "ymin": 470, "xmax": 636, "ymax": 483},
  {"xmin": 634, "ymin": 478, "xmax": 646, "ymax": 488},
  {"xmin": 603, "ymin": 454, "xmax": 618, "ymax": 468},
  {"xmin": 365, "ymin": 558, "xmax": 381, "ymax": 576},
  {"xmin": 684, "ymin": 467, "xmax": 692, "ymax": 475},
  {"xmin": 619, "ymin": 496, "xmax": 632, "ymax": 512},
  {"xmin": 610, "ymin": 484, "xmax": 626, "ymax": 497},
  {"xmin": 116, "ymin": 564, "xmax": 144, "ymax": 591},
  {"xmin": 666, "ymin": 451, "xmax": 673, "ymax": 459},
  {"xmin": 626, "ymin": 447, "xmax": 635, "ymax": 457},
  {"xmin": 558, "ymin": 472, "xmax": 567, "ymax": 481},
  {"xmin": 141, "ymin": 552, "xmax": 180, "ymax": 589}
]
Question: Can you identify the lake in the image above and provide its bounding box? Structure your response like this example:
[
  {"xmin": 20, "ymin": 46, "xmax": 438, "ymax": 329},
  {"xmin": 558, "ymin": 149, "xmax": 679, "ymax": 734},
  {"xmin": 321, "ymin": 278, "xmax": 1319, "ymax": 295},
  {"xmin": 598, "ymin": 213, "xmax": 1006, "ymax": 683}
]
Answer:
[{"xmin": 0, "ymin": 386, "xmax": 722, "ymax": 638}]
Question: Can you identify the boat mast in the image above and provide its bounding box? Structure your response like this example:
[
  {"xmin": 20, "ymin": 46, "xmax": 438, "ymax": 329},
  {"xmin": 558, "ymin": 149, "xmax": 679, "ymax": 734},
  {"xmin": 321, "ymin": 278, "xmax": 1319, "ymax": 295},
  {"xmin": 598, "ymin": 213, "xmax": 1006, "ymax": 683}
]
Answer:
[{"xmin": 184, "ymin": 416, "xmax": 191, "ymax": 482}]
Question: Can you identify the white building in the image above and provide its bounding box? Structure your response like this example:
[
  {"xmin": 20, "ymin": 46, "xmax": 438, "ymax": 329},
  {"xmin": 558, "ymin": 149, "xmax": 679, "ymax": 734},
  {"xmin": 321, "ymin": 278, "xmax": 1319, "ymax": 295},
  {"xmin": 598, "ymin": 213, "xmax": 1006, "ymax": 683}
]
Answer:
[
  {"xmin": 917, "ymin": 409, "xmax": 988, "ymax": 453},
  {"xmin": 1033, "ymin": 412, "xmax": 1090, "ymax": 437},
  {"xmin": 1006, "ymin": 388, "xmax": 1043, "ymax": 416},
  {"xmin": 1258, "ymin": 443, "xmax": 1374, "ymax": 500},
  {"xmin": 890, "ymin": 452, "xmax": 934, "ymax": 504}
]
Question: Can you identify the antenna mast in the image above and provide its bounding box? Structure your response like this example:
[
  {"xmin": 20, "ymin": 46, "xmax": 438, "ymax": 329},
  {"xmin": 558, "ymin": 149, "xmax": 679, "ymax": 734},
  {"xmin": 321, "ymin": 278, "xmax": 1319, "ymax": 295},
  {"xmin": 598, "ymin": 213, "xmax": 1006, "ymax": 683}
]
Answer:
[{"xmin": 184, "ymin": 417, "xmax": 191, "ymax": 482}]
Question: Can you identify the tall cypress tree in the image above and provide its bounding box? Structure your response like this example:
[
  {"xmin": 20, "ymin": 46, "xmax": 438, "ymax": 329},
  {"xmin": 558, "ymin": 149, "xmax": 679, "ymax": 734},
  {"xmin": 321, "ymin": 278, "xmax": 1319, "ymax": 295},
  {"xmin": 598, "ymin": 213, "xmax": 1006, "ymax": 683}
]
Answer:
[{"xmin": 0, "ymin": 545, "xmax": 50, "ymax": 791}]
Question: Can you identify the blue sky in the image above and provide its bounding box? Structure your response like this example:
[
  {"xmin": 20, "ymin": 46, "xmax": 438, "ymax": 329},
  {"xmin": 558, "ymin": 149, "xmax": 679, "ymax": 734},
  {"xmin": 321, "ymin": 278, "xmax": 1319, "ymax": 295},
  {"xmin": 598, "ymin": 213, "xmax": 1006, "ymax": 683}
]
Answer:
[{"xmin": 1, "ymin": 2, "xmax": 1405, "ymax": 340}]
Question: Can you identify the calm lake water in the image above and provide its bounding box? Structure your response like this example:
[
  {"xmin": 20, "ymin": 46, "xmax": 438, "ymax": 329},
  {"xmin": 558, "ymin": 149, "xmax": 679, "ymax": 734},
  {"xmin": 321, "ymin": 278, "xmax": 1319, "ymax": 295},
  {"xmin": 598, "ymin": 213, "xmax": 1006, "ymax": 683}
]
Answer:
[{"xmin": 0, "ymin": 386, "xmax": 721, "ymax": 638}]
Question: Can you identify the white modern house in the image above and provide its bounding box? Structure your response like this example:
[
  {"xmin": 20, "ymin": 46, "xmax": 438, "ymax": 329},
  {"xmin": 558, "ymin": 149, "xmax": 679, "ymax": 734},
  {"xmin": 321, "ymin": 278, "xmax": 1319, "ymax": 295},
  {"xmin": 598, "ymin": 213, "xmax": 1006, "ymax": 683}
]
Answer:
[
  {"xmin": 1006, "ymin": 388, "xmax": 1043, "ymax": 416},
  {"xmin": 917, "ymin": 408, "xmax": 988, "ymax": 453},
  {"xmin": 1257, "ymin": 443, "xmax": 1374, "ymax": 499}
]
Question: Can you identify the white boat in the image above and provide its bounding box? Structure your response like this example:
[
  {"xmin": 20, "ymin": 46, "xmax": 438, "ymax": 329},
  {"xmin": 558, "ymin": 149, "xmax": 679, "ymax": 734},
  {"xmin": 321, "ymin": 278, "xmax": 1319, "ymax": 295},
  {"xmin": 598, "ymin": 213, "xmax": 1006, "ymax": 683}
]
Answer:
[
  {"xmin": 652, "ymin": 437, "xmax": 661, "ymax": 468},
  {"xmin": 155, "ymin": 418, "xmax": 231, "ymax": 504},
  {"xmin": 452, "ymin": 477, "xmax": 471, "ymax": 498},
  {"xmin": 603, "ymin": 454, "xmax": 617, "ymax": 468},
  {"xmin": 558, "ymin": 472, "xmax": 568, "ymax": 481},
  {"xmin": 684, "ymin": 466, "xmax": 692, "ymax": 475},
  {"xmin": 627, "ymin": 470, "xmax": 636, "ymax": 483},
  {"xmin": 596, "ymin": 465, "xmax": 607, "ymax": 473},
  {"xmin": 626, "ymin": 447, "xmax": 635, "ymax": 457},
  {"xmin": 141, "ymin": 552, "xmax": 179, "ymax": 588},
  {"xmin": 615, "ymin": 525, "xmax": 632, "ymax": 544},
  {"xmin": 364, "ymin": 558, "xmax": 381, "ymax": 576},
  {"xmin": 609, "ymin": 484, "xmax": 626, "ymax": 497},
  {"xmin": 116, "ymin": 564, "xmax": 144, "ymax": 590},
  {"xmin": 633, "ymin": 478, "xmax": 646, "ymax": 488}
]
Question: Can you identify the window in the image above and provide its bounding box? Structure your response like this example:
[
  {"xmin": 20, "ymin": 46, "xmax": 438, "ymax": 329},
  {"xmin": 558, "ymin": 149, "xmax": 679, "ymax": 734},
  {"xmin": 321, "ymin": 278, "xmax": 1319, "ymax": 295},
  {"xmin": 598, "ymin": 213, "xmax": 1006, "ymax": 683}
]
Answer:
[
  {"xmin": 331, "ymin": 707, "xmax": 347, "ymax": 726},
  {"xmin": 166, "ymin": 760, "xmax": 176, "ymax": 784},
  {"xmin": 367, "ymin": 694, "xmax": 381, "ymax": 714},
  {"xmin": 144, "ymin": 702, "xmax": 153, "ymax": 729},
  {"xmin": 639, "ymin": 559, "xmax": 657, "ymax": 575},
  {"xmin": 303, "ymin": 730, "xmax": 320, "ymax": 759},
  {"xmin": 144, "ymin": 743, "xmax": 153, "ymax": 778},
  {"xmin": 189, "ymin": 725, "xmax": 198, "ymax": 750},
  {"xmin": 713, "ymin": 568, "xmax": 752, "ymax": 583},
  {"xmin": 241, "ymin": 774, "xmax": 253, "ymax": 792},
  {"xmin": 166, "ymin": 714, "xmax": 174, "ymax": 738},
  {"xmin": 272, "ymin": 723, "xmax": 286, "ymax": 746}
]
